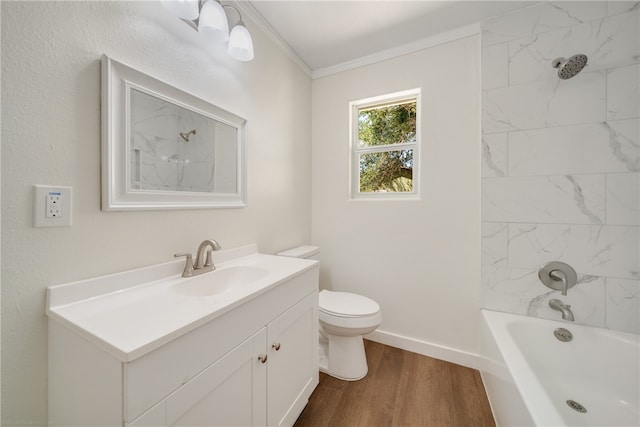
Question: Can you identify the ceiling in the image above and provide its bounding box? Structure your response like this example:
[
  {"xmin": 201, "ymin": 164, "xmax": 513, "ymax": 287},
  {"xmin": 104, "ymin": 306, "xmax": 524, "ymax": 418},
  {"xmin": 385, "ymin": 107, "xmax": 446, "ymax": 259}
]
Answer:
[{"xmin": 247, "ymin": 1, "xmax": 533, "ymax": 75}]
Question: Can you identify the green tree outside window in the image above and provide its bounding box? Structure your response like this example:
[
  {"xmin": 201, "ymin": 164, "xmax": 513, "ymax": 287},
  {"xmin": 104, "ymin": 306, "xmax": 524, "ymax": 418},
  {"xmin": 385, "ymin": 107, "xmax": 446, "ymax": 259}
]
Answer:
[{"xmin": 357, "ymin": 101, "xmax": 417, "ymax": 193}]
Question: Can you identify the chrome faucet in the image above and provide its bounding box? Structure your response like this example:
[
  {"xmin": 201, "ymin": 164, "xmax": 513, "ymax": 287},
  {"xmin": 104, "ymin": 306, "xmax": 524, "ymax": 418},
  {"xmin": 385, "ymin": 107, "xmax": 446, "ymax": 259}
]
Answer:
[
  {"xmin": 549, "ymin": 299, "xmax": 575, "ymax": 321},
  {"xmin": 174, "ymin": 239, "xmax": 222, "ymax": 278},
  {"xmin": 195, "ymin": 239, "xmax": 221, "ymax": 270}
]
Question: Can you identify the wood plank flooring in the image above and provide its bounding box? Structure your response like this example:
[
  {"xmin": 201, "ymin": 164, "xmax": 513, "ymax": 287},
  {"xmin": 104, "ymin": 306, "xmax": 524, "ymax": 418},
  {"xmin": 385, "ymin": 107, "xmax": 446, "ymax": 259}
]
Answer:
[{"xmin": 294, "ymin": 340, "xmax": 495, "ymax": 427}]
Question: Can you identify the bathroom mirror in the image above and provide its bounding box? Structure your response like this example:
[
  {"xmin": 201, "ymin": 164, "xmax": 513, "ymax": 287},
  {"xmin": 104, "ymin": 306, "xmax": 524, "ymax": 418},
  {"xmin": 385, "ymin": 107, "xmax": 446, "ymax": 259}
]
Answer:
[{"xmin": 101, "ymin": 55, "xmax": 247, "ymax": 210}]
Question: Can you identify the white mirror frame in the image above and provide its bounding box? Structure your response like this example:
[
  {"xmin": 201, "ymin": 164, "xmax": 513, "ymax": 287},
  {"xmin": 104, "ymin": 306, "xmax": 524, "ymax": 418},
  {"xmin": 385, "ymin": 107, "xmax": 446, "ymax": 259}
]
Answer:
[{"xmin": 101, "ymin": 55, "xmax": 247, "ymax": 211}]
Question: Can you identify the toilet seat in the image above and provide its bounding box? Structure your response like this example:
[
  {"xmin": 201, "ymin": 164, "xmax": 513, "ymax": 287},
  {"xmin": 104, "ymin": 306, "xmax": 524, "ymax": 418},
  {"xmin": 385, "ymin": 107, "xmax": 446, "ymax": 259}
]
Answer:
[{"xmin": 319, "ymin": 290, "xmax": 380, "ymax": 318}]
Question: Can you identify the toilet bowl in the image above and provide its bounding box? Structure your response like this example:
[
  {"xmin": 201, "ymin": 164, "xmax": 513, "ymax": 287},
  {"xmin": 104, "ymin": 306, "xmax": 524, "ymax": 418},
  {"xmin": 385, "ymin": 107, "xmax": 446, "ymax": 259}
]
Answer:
[
  {"xmin": 277, "ymin": 246, "xmax": 382, "ymax": 381},
  {"xmin": 319, "ymin": 289, "xmax": 382, "ymax": 380}
]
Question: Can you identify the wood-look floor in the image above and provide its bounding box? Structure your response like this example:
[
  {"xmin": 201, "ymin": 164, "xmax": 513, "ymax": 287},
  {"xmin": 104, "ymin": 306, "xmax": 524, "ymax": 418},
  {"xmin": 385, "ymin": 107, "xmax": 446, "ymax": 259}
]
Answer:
[{"xmin": 294, "ymin": 340, "xmax": 495, "ymax": 427}]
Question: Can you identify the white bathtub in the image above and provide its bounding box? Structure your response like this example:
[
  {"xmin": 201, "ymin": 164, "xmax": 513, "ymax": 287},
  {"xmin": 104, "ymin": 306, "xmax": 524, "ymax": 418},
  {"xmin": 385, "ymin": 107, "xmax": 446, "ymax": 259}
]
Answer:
[{"xmin": 480, "ymin": 309, "xmax": 639, "ymax": 427}]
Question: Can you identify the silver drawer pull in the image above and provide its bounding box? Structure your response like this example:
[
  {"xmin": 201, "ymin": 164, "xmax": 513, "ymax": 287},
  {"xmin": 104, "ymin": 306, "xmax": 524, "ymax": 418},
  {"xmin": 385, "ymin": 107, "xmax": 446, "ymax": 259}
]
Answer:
[
  {"xmin": 272, "ymin": 342, "xmax": 281, "ymax": 351},
  {"xmin": 258, "ymin": 354, "xmax": 268, "ymax": 363}
]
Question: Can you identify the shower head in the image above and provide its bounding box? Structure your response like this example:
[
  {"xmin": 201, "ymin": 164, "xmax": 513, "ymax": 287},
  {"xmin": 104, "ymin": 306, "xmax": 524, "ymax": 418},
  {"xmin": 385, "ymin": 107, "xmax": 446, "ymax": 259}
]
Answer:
[
  {"xmin": 552, "ymin": 54, "xmax": 588, "ymax": 79},
  {"xmin": 179, "ymin": 129, "xmax": 196, "ymax": 142}
]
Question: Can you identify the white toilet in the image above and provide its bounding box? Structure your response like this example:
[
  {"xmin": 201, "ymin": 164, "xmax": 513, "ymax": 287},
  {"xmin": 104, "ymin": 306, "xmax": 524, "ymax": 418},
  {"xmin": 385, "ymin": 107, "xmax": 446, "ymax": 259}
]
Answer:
[{"xmin": 277, "ymin": 246, "xmax": 382, "ymax": 381}]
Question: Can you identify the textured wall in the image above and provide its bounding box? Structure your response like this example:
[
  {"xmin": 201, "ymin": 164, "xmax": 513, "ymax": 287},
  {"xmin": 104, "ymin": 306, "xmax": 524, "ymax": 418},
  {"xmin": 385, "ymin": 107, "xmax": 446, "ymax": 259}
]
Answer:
[
  {"xmin": 1, "ymin": 2, "xmax": 311, "ymax": 425},
  {"xmin": 481, "ymin": 1, "xmax": 639, "ymax": 333},
  {"xmin": 312, "ymin": 35, "xmax": 482, "ymax": 360}
]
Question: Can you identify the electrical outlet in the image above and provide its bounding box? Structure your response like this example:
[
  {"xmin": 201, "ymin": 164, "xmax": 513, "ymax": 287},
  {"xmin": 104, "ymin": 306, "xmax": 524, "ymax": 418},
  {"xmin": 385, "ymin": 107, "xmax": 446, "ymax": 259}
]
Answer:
[
  {"xmin": 34, "ymin": 185, "xmax": 72, "ymax": 227},
  {"xmin": 46, "ymin": 192, "xmax": 62, "ymax": 218}
]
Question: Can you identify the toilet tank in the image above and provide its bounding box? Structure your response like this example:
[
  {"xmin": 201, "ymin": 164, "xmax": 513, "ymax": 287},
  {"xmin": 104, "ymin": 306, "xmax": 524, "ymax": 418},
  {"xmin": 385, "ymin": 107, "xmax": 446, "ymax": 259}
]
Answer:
[{"xmin": 277, "ymin": 246, "xmax": 319, "ymax": 261}]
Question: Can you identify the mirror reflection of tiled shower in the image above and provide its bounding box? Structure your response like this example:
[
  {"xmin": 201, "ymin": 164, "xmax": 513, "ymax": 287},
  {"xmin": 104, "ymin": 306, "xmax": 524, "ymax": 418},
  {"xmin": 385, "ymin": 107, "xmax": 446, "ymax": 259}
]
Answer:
[{"xmin": 130, "ymin": 88, "xmax": 237, "ymax": 193}]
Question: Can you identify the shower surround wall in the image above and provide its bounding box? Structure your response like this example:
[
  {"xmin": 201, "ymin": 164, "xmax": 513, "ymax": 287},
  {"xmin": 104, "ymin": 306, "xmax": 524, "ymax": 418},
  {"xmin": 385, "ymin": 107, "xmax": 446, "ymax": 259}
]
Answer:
[
  {"xmin": 481, "ymin": 1, "xmax": 639, "ymax": 334},
  {"xmin": 130, "ymin": 89, "xmax": 231, "ymax": 193}
]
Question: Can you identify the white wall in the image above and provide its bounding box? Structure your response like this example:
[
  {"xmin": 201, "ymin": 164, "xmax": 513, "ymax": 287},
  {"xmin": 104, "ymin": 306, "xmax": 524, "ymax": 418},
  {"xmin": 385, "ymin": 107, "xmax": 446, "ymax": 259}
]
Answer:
[
  {"xmin": 481, "ymin": 1, "xmax": 639, "ymax": 333},
  {"xmin": 1, "ymin": 2, "xmax": 311, "ymax": 425},
  {"xmin": 311, "ymin": 35, "xmax": 482, "ymax": 364}
]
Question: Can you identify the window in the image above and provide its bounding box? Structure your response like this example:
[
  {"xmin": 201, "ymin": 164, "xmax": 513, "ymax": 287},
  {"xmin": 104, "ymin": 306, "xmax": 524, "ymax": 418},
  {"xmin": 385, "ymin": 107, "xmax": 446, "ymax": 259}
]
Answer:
[{"xmin": 350, "ymin": 89, "xmax": 420, "ymax": 199}]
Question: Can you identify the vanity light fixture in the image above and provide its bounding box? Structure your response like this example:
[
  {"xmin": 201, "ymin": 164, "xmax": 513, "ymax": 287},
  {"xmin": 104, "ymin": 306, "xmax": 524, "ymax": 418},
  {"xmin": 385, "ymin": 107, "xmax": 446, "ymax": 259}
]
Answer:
[{"xmin": 161, "ymin": 0, "xmax": 254, "ymax": 61}]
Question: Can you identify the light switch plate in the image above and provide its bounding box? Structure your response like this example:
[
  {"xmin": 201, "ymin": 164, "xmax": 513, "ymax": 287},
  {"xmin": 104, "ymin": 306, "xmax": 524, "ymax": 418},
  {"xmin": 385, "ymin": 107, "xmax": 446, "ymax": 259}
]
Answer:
[{"xmin": 34, "ymin": 185, "xmax": 72, "ymax": 227}]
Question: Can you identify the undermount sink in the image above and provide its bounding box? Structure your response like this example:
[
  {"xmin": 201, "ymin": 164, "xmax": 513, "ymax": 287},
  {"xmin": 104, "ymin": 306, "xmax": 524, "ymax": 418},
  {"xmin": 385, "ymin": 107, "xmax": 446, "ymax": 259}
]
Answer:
[{"xmin": 172, "ymin": 265, "xmax": 268, "ymax": 297}]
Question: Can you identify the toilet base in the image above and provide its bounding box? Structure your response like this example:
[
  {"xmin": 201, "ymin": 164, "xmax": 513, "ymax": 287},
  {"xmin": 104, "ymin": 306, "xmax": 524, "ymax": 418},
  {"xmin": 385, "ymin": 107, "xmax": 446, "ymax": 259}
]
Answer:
[{"xmin": 319, "ymin": 332, "xmax": 369, "ymax": 381}]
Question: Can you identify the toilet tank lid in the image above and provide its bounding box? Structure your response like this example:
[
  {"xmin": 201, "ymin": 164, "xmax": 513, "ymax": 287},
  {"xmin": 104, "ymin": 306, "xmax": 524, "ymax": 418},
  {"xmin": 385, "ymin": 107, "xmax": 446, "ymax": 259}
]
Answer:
[
  {"xmin": 277, "ymin": 245, "xmax": 319, "ymax": 258},
  {"xmin": 319, "ymin": 290, "xmax": 380, "ymax": 317}
]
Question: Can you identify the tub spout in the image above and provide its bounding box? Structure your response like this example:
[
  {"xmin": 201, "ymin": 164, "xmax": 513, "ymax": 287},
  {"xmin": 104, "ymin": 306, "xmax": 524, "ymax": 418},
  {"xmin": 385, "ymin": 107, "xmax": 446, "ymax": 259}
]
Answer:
[{"xmin": 549, "ymin": 299, "xmax": 574, "ymax": 321}]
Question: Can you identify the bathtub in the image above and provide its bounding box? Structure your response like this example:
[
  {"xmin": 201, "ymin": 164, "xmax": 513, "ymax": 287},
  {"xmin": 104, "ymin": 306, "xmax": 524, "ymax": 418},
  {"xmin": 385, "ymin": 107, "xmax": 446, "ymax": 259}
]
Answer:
[{"xmin": 479, "ymin": 309, "xmax": 639, "ymax": 427}]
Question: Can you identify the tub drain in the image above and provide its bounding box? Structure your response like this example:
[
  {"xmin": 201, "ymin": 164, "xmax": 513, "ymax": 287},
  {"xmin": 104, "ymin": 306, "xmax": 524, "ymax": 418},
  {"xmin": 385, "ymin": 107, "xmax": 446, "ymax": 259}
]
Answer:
[
  {"xmin": 566, "ymin": 399, "xmax": 587, "ymax": 413},
  {"xmin": 554, "ymin": 328, "xmax": 573, "ymax": 342}
]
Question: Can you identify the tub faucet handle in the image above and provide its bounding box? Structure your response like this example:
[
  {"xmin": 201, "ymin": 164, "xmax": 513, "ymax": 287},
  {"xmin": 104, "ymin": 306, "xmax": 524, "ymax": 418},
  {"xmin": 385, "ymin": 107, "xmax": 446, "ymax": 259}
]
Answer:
[
  {"xmin": 549, "ymin": 269, "xmax": 569, "ymax": 296},
  {"xmin": 539, "ymin": 262, "xmax": 577, "ymax": 296}
]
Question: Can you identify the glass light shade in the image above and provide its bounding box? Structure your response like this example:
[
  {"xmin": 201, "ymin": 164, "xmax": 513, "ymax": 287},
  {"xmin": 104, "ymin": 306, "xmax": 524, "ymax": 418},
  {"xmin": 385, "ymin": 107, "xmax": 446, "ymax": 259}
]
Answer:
[
  {"xmin": 227, "ymin": 23, "xmax": 254, "ymax": 61},
  {"xmin": 198, "ymin": 0, "xmax": 229, "ymax": 43},
  {"xmin": 161, "ymin": 0, "xmax": 199, "ymax": 20}
]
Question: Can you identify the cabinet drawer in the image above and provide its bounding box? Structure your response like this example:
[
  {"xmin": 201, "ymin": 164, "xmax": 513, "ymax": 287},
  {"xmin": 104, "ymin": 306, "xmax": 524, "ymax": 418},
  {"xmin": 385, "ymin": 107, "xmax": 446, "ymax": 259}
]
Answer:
[{"xmin": 125, "ymin": 266, "xmax": 318, "ymax": 422}]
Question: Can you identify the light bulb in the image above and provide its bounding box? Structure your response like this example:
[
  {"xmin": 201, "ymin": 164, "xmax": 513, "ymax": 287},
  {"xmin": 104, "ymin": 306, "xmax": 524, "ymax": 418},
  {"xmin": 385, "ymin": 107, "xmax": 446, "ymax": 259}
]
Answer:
[
  {"xmin": 198, "ymin": 0, "xmax": 229, "ymax": 43},
  {"xmin": 227, "ymin": 23, "xmax": 254, "ymax": 61}
]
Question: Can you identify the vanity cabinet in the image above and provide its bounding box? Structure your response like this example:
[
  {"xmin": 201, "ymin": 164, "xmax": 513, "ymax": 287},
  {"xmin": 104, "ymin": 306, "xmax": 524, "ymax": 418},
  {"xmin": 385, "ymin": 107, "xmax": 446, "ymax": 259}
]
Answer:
[
  {"xmin": 129, "ymin": 292, "xmax": 318, "ymax": 427},
  {"xmin": 48, "ymin": 259, "xmax": 318, "ymax": 427}
]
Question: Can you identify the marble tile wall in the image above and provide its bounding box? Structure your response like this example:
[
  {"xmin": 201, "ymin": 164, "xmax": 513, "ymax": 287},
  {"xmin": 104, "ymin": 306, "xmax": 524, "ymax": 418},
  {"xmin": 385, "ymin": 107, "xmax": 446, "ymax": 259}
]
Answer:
[
  {"xmin": 130, "ymin": 89, "xmax": 216, "ymax": 192},
  {"xmin": 481, "ymin": 1, "xmax": 640, "ymax": 333}
]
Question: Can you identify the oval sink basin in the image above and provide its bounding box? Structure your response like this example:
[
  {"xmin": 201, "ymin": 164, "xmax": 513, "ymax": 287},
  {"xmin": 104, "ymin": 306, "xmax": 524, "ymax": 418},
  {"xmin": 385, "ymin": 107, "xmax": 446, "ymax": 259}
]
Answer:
[{"xmin": 173, "ymin": 266, "xmax": 268, "ymax": 297}]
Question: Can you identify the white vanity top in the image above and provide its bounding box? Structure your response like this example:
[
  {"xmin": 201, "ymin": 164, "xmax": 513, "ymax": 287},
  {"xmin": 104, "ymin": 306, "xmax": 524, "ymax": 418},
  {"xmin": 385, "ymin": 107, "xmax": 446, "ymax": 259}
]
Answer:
[{"xmin": 46, "ymin": 244, "xmax": 317, "ymax": 362}]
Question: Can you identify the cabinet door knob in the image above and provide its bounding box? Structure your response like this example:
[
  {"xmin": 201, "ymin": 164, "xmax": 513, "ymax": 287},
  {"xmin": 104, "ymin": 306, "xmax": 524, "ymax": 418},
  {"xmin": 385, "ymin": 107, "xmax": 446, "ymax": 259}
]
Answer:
[
  {"xmin": 258, "ymin": 354, "xmax": 268, "ymax": 363},
  {"xmin": 272, "ymin": 342, "xmax": 281, "ymax": 351}
]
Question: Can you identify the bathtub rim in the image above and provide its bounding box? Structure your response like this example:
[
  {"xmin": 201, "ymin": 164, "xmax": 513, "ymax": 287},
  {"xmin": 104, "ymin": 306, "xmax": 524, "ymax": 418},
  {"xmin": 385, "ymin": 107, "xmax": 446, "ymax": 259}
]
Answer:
[
  {"xmin": 481, "ymin": 309, "xmax": 564, "ymax": 426},
  {"xmin": 481, "ymin": 309, "xmax": 640, "ymax": 426}
]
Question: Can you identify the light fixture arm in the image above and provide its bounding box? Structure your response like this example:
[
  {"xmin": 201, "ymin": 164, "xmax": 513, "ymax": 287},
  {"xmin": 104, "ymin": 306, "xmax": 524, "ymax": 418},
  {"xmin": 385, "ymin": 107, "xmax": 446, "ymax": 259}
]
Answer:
[
  {"xmin": 180, "ymin": 17, "xmax": 199, "ymax": 32},
  {"xmin": 222, "ymin": 4, "xmax": 243, "ymax": 24}
]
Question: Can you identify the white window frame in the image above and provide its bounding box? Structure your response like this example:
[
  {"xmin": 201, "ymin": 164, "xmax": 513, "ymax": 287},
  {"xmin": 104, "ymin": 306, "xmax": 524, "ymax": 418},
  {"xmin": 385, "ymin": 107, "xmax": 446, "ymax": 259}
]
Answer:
[{"xmin": 349, "ymin": 88, "xmax": 421, "ymax": 200}]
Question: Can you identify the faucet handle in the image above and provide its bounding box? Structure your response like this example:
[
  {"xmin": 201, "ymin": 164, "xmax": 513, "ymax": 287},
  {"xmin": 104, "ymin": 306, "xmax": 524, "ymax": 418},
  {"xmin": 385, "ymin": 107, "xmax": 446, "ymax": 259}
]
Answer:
[
  {"xmin": 204, "ymin": 249, "xmax": 214, "ymax": 268},
  {"xmin": 174, "ymin": 252, "xmax": 194, "ymax": 277}
]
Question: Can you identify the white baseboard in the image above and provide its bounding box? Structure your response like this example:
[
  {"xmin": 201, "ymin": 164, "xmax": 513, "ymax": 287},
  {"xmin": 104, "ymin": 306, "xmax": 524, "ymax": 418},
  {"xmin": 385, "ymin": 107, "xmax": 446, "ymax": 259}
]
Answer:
[{"xmin": 365, "ymin": 329, "xmax": 480, "ymax": 370}]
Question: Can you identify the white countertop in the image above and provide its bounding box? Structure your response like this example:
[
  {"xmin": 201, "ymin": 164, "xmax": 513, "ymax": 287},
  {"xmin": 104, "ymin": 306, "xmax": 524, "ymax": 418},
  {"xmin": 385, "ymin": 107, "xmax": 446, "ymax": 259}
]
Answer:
[{"xmin": 46, "ymin": 244, "xmax": 317, "ymax": 361}]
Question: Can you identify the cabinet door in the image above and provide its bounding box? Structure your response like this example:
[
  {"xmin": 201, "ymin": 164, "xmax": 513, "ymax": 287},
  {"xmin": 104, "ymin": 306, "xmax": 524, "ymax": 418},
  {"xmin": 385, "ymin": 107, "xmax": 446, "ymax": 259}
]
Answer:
[
  {"xmin": 267, "ymin": 292, "xmax": 319, "ymax": 426},
  {"xmin": 130, "ymin": 328, "xmax": 268, "ymax": 427},
  {"xmin": 169, "ymin": 327, "xmax": 267, "ymax": 427}
]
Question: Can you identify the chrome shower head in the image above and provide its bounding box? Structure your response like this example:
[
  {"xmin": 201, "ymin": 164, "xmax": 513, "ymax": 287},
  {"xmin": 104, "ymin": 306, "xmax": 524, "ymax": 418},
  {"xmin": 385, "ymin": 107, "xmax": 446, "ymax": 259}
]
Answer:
[
  {"xmin": 552, "ymin": 54, "xmax": 588, "ymax": 79},
  {"xmin": 179, "ymin": 129, "xmax": 196, "ymax": 142}
]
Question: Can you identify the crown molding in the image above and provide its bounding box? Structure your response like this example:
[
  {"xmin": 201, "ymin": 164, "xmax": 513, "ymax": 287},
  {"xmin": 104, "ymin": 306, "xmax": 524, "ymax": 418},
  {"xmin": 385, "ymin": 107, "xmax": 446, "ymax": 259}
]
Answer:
[
  {"xmin": 236, "ymin": 2, "xmax": 481, "ymax": 80},
  {"xmin": 234, "ymin": 1, "xmax": 313, "ymax": 78},
  {"xmin": 311, "ymin": 23, "xmax": 481, "ymax": 79}
]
